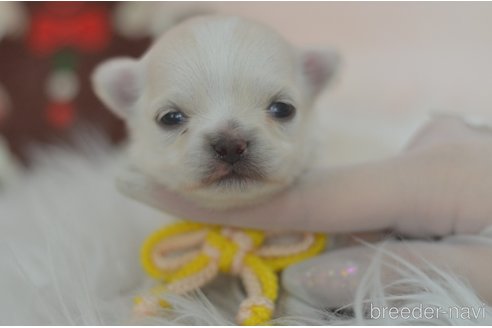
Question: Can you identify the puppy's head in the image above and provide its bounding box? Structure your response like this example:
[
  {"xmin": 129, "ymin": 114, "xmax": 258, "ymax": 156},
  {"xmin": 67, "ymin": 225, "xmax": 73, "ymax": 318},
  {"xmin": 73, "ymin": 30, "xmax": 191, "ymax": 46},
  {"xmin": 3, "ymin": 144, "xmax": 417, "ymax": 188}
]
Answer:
[{"xmin": 93, "ymin": 16, "xmax": 338, "ymax": 209}]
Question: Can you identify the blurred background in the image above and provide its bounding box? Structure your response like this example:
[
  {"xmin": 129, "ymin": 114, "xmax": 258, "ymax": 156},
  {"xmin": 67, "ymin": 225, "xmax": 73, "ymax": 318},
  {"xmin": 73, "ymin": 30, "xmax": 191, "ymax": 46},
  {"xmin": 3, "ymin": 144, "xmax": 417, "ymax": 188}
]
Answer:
[{"xmin": 1, "ymin": 1, "xmax": 492, "ymax": 183}]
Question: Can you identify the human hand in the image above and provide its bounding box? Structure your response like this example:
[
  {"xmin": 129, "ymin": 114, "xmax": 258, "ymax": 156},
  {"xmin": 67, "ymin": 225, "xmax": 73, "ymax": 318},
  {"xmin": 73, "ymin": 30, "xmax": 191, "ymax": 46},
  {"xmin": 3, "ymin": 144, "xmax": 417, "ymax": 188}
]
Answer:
[{"xmin": 282, "ymin": 115, "xmax": 492, "ymax": 309}]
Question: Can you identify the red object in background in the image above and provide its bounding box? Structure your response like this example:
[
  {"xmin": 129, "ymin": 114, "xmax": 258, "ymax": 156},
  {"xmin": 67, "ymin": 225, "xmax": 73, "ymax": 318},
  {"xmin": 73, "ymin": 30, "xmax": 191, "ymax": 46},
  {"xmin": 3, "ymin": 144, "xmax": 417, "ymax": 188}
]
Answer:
[
  {"xmin": 27, "ymin": 2, "xmax": 111, "ymax": 56},
  {"xmin": 45, "ymin": 102, "xmax": 75, "ymax": 129},
  {"xmin": 0, "ymin": 2, "xmax": 152, "ymax": 165}
]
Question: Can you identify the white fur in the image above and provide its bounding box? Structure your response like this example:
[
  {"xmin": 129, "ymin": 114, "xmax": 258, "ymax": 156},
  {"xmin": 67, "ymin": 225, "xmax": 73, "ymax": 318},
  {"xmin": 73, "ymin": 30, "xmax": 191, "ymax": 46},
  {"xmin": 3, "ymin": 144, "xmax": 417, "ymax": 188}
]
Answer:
[
  {"xmin": 1, "ymin": 131, "xmax": 492, "ymax": 325},
  {"xmin": 92, "ymin": 15, "xmax": 338, "ymax": 209}
]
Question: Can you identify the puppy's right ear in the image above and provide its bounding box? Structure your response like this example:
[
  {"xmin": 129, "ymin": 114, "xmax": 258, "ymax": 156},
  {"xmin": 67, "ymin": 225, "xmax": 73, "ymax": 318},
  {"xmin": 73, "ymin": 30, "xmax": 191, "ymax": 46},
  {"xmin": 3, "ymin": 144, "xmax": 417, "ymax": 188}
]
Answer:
[
  {"xmin": 299, "ymin": 48, "xmax": 340, "ymax": 99},
  {"xmin": 92, "ymin": 57, "xmax": 142, "ymax": 120}
]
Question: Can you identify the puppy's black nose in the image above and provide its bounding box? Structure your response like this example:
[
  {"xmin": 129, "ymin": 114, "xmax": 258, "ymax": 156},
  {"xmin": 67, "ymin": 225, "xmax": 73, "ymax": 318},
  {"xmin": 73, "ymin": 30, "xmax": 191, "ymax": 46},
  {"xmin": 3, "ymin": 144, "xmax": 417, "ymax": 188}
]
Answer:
[{"xmin": 212, "ymin": 138, "xmax": 248, "ymax": 165}]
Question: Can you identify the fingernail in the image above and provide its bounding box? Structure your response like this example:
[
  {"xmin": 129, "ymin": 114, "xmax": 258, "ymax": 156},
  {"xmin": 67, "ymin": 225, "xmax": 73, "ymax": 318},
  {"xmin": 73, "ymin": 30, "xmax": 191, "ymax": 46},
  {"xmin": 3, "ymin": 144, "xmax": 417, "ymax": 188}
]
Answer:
[{"xmin": 282, "ymin": 249, "xmax": 369, "ymax": 309}]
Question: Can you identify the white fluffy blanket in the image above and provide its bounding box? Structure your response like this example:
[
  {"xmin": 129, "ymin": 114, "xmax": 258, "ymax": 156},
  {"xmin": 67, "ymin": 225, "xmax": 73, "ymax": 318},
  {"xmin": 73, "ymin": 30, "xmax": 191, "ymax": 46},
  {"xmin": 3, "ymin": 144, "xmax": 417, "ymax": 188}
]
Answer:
[{"xmin": 1, "ymin": 132, "xmax": 491, "ymax": 325}]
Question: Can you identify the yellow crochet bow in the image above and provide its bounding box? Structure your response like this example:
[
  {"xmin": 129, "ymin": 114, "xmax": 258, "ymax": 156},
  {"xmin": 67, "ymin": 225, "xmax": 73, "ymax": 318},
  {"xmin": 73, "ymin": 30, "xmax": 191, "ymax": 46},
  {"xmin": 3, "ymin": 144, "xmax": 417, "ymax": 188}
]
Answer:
[{"xmin": 135, "ymin": 221, "xmax": 327, "ymax": 325}]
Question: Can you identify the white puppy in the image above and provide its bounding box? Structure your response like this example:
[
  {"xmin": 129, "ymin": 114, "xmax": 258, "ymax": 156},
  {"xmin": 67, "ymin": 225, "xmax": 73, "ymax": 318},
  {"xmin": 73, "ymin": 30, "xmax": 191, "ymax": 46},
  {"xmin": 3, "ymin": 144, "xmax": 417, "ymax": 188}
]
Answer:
[{"xmin": 93, "ymin": 15, "xmax": 338, "ymax": 209}]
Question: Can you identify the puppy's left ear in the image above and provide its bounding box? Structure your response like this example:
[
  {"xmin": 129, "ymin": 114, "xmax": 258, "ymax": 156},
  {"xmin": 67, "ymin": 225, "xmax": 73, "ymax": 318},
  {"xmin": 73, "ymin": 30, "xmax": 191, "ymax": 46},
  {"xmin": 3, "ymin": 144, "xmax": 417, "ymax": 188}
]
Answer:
[
  {"xmin": 91, "ymin": 57, "xmax": 143, "ymax": 120},
  {"xmin": 299, "ymin": 48, "xmax": 340, "ymax": 98}
]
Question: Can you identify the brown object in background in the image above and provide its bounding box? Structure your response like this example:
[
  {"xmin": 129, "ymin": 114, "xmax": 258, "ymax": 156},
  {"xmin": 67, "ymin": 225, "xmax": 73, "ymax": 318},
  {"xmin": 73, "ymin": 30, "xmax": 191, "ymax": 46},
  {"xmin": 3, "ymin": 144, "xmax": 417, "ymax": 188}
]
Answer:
[{"xmin": 0, "ymin": 2, "xmax": 151, "ymax": 166}]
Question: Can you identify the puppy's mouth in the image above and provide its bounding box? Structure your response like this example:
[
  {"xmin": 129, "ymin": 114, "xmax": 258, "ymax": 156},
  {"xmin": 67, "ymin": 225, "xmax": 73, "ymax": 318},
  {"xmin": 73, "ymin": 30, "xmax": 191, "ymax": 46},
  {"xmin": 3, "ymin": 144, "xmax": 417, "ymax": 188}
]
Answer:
[{"xmin": 201, "ymin": 162, "xmax": 265, "ymax": 187}]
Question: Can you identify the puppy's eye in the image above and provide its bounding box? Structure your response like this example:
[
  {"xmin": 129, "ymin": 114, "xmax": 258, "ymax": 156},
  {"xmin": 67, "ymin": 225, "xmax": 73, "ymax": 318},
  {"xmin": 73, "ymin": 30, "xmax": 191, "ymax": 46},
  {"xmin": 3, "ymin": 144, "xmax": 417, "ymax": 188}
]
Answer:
[
  {"xmin": 156, "ymin": 111, "xmax": 187, "ymax": 127},
  {"xmin": 267, "ymin": 102, "xmax": 296, "ymax": 120}
]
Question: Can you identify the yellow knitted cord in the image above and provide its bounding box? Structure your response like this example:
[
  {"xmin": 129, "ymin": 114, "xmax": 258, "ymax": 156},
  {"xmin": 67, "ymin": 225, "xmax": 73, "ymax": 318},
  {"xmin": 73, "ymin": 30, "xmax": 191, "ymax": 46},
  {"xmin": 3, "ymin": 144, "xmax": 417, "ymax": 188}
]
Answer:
[
  {"xmin": 137, "ymin": 221, "xmax": 327, "ymax": 325},
  {"xmin": 140, "ymin": 221, "xmax": 209, "ymax": 281}
]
